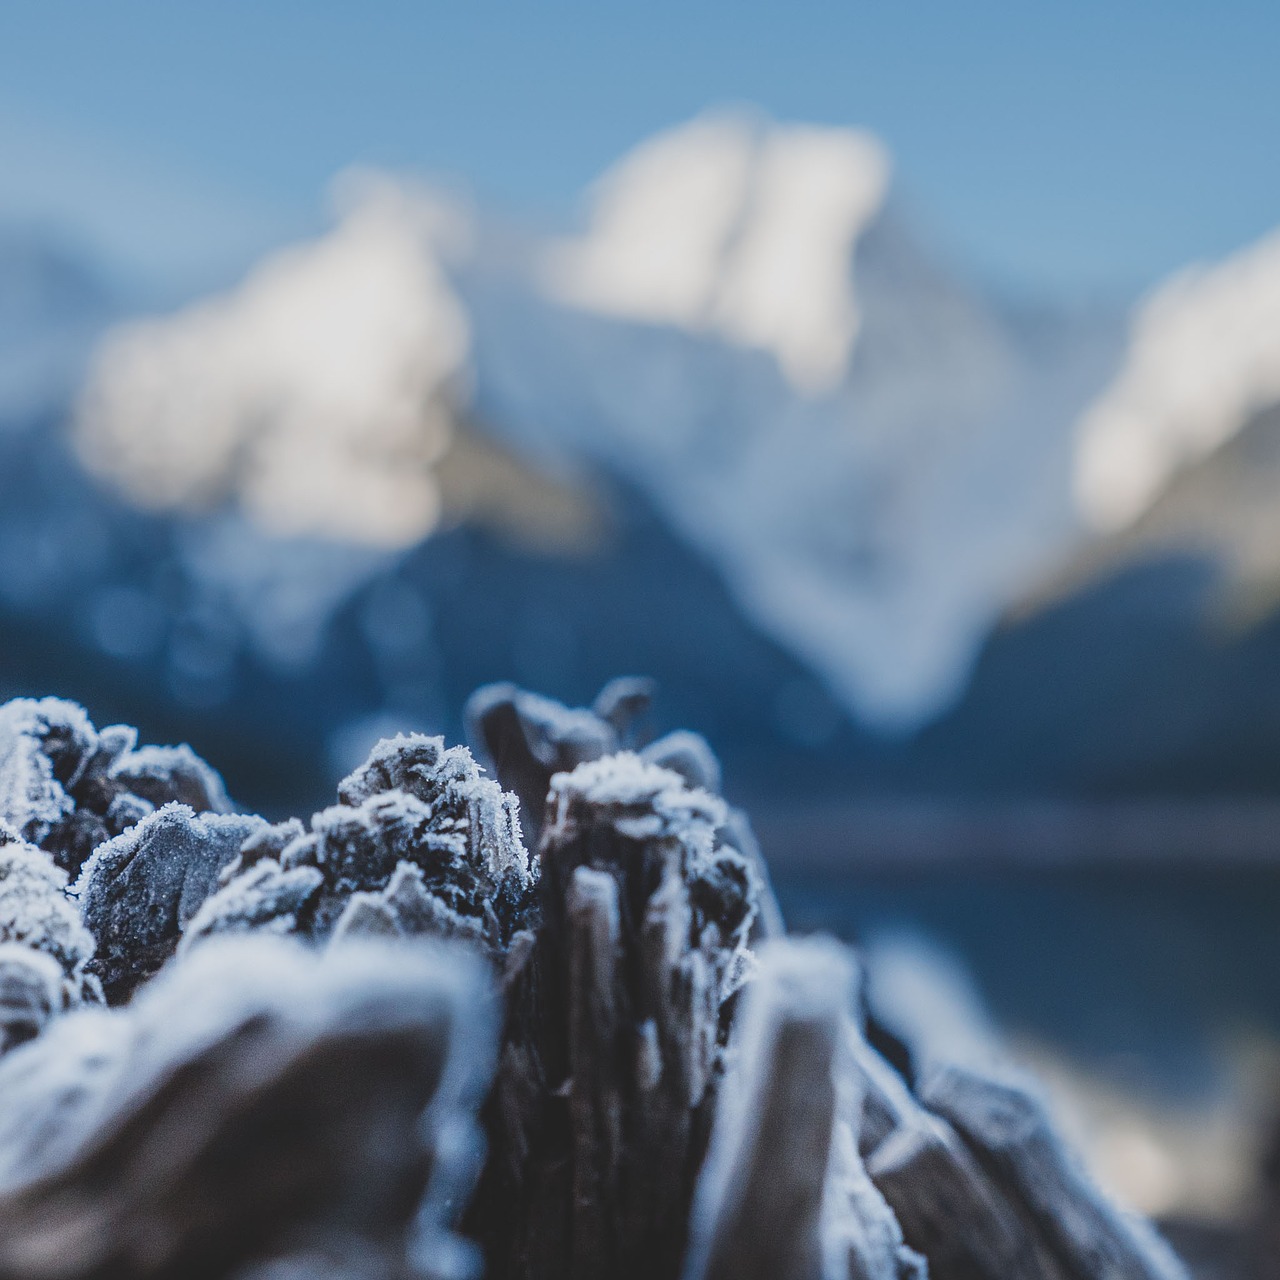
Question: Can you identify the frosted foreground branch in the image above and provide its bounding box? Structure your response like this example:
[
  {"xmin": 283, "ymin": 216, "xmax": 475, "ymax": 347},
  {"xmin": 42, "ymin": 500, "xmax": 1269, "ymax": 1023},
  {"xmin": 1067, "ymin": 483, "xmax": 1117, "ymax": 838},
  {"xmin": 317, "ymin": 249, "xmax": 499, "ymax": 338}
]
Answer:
[{"xmin": 0, "ymin": 687, "xmax": 1189, "ymax": 1279}]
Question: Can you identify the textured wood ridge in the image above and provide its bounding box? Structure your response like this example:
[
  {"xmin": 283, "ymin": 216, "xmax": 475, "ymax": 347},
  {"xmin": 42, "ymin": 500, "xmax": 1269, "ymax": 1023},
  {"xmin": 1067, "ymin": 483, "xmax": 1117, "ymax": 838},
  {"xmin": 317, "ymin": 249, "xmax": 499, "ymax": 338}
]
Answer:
[{"xmin": 0, "ymin": 686, "xmax": 1192, "ymax": 1280}]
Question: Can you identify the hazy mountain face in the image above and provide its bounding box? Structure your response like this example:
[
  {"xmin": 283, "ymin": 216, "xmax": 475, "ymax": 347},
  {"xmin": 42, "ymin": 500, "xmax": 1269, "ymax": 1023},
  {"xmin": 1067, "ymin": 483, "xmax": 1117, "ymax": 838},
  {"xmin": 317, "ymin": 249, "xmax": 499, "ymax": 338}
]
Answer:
[
  {"xmin": 923, "ymin": 237, "xmax": 1280, "ymax": 797},
  {"xmin": 62, "ymin": 114, "xmax": 1132, "ymax": 731},
  {"xmin": 923, "ymin": 403, "xmax": 1280, "ymax": 798},
  {"xmin": 3, "ymin": 110, "xmax": 1280, "ymax": 801},
  {"xmin": 1074, "ymin": 229, "xmax": 1280, "ymax": 534}
]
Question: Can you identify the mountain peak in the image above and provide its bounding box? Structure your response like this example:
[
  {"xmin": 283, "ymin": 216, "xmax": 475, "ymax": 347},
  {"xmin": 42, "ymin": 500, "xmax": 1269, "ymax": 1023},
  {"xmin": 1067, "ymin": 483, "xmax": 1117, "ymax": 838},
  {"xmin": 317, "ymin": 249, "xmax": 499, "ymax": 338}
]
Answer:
[
  {"xmin": 1074, "ymin": 227, "xmax": 1280, "ymax": 532},
  {"xmin": 540, "ymin": 111, "xmax": 891, "ymax": 393}
]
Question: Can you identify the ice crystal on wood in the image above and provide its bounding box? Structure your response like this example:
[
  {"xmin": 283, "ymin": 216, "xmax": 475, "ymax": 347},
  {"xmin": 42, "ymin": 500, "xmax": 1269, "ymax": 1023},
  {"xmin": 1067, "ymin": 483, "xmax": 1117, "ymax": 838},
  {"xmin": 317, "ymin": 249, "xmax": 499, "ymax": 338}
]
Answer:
[
  {"xmin": 0, "ymin": 937, "xmax": 494, "ymax": 1280},
  {"xmin": 0, "ymin": 688, "xmax": 1191, "ymax": 1280},
  {"xmin": 191, "ymin": 733, "xmax": 532, "ymax": 954},
  {"xmin": 0, "ymin": 698, "xmax": 232, "ymax": 875}
]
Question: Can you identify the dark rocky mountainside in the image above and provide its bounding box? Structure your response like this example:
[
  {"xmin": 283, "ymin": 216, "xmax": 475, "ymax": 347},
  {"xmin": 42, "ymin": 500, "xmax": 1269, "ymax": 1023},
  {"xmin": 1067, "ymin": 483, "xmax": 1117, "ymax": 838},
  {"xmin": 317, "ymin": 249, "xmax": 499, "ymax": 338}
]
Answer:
[{"xmin": 912, "ymin": 402, "xmax": 1280, "ymax": 796}]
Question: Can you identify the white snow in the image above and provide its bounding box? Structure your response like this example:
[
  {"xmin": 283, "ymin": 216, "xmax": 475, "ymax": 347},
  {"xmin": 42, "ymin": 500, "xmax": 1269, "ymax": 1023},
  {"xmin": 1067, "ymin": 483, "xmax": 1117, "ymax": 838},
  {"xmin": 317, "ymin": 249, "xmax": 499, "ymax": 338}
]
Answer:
[
  {"xmin": 542, "ymin": 115, "xmax": 757, "ymax": 337},
  {"xmin": 1075, "ymin": 227, "xmax": 1280, "ymax": 531},
  {"xmin": 73, "ymin": 172, "xmax": 470, "ymax": 549},
  {"xmin": 471, "ymin": 116, "xmax": 1115, "ymax": 725},
  {"xmin": 76, "ymin": 109, "xmax": 1280, "ymax": 731},
  {"xmin": 541, "ymin": 113, "xmax": 890, "ymax": 392}
]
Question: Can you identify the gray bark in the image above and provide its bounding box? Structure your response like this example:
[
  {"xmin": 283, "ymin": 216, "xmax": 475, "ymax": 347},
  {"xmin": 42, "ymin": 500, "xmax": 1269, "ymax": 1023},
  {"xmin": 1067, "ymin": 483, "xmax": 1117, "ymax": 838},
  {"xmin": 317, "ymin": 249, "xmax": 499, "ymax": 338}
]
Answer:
[{"xmin": 684, "ymin": 937, "xmax": 923, "ymax": 1280}]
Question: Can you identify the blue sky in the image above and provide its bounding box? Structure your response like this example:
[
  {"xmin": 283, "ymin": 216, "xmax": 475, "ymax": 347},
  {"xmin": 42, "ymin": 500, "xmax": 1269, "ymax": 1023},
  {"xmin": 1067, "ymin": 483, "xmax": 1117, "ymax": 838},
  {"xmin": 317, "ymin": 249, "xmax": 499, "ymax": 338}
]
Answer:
[{"xmin": 2, "ymin": 1, "xmax": 1277, "ymax": 299}]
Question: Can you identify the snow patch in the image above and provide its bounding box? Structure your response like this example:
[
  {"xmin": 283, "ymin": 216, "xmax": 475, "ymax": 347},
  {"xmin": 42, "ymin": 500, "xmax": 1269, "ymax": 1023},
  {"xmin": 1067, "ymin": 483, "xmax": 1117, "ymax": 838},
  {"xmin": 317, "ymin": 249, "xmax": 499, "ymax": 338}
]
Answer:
[
  {"xmin": 542, "ymin": 113, "xmax": 890, "ymax": 392},
  {"xmin": 1075, "ymin": 227, "xmax": 1280, "ymax": 531},
  {"xmin": 74, "ymin": 173, "xmax": 471, "ymax": 548}
]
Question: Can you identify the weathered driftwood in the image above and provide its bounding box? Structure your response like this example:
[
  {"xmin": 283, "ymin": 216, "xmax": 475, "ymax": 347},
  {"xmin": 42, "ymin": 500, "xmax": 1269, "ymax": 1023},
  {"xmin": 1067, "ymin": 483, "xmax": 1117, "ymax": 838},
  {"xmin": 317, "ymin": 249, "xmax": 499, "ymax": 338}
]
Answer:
[
  {"xmin": 0, "ymin": 687, "xmax": 1196, "ymax": 1280},
  {"xmin": 920, "ymin": 1064, "xmax": 1188, "ymax": 1280},
  {"xmin": 684, "ymin": 936, "xmax": 923, "ymax": 1280},
  {"xmin": 465, "ymin": 681, "xmax": 784, "ymax": 940},
  {"xmin": 0, "ymin": 699, "xmax": 230, "ymax": 875},
  {"xmin": 0, "ymin": 937, "xmax": 493, "ymax": 1280},
  {"xmin": 468, "ymin": 752, "xmax": 763, "ymax": 1280}
]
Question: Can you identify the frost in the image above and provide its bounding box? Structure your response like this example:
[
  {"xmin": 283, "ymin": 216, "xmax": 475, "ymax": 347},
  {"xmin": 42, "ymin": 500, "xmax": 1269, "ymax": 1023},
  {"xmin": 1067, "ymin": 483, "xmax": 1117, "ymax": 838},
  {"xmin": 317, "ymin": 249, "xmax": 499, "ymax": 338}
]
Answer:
[
  {"xmin": 337, "ymin": 732, "xmax": 529, "ymax": 890},
  {"xmin": 464, "ymin": 678, "xmax": 652, "ymax": 843},
  {"xmin": 183, "ymin": 859, "xmax": 325, "ymax": 946},
  {"xmin": 548, "ymin": 752, "xmax": 727, "ymax": 842},
  {"xmin": 0, "ymin": 837, "xmax": 99, "ymax": 1048},
  {"xmin": 0, "ymin": 696, "xmax": 234, "ymax": 875},
  {"xmin": 73, "ymin": 803, "xmax": 267, "ymax": 1003},
  {"xmin": 0, "ymin": 945, "xmax": 65, "ymax": 1056},
  {"xmin": 0, "ymin": 936, "xmax": 495, "ymax": 1280},
  {"xmin": 194, "ymin": 734, "xmax": 532, "ymax": 954},
  {"xmin": 332, "ymin": 860, "xmax": 488, "ymax": 949},
  {"xmin": 642, "ymin": 729, "xmax": 724, "ymax": 795},
  {"xmin": 0, "ymin": 688, "xmax": 1192, "ymax": 1279},
  {"xmin": 0, "ymin": 1007, "xmax": 130, "ymax": 1190},
  {"xmin": 468, "ymin": 680, "xmax": 784, "ymax": 942},
  {"xmin": 108, "ymin": 743, "xmax": 231, "ymax": 815},
  {"xmin": 470, "ymin": 741, "xmax": 770, "ymax": 1278},
  {"xmin": 0, "ymin": 837, "xmax": 94, "ymax": 975},
  {"xmin": 0, "ymin": 698, "xmax": 86, "ymax": 854}
]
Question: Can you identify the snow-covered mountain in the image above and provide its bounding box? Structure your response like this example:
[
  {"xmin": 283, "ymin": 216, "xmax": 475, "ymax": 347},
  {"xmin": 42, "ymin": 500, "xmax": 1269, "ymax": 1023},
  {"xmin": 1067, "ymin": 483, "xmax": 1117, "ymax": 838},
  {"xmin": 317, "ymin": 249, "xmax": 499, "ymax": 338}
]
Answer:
[
  {"xmin": 68, "ymin": 113, "xmax": 1128, "ymax": 730},
  {"xmin": 464, "ymin": 116, "xmax": 1128, "ymax": 726},
  {"xmin": 905, "ymin": 224, "xmax": 1280, "ymax": 796},
  {"xmin": 7, "ymin": 109, "xmax": 1280, "ymax": 804},
  {"xmin": 1074, "ymin": 227, "xmax": 1280, "ymax": 535}
]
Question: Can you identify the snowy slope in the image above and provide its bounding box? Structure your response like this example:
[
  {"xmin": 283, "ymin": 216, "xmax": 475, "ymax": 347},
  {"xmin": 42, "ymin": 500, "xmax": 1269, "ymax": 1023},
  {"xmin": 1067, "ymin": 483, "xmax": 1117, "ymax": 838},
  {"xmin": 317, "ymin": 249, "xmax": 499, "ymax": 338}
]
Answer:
[
  {"xmin": 1074, "ymin": 227, "xmax": 1280, "ymax": 532},
  {"xmin": 66, "ymin": 114, "xmax": 1128, "ymax": 729},
  {"xmin": 465, "ymin": 114, "xmax": 1125, "ymax": 725},
  {"xmin": 75, "ymin": 174, "xmax": 469, "ymax": 549},
  {"xmin": 905, "ymin": 223, "xmax": 1280, "ymax": 793},
  {"xmin": 64, "ymin": 110, "xmax": 1280, "ymax": 735},
  {"xmin": 539, "ymin": 113, "xmax": 889, "ymax": 392}
]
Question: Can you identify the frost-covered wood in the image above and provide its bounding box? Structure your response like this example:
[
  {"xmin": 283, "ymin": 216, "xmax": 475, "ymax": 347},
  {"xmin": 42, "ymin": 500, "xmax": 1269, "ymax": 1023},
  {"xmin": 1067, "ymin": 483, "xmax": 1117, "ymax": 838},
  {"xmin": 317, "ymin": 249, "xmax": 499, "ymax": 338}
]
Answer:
[
  {"xmin": 852, "ymin": 1028, "xmax": 1072, "ymax": 1280},
  {"xmin": 465, "ymin": 681, "xmax": 784, "ymax": 940},
  {"xmin": 0, "ymin": 689, "xmax": 1193, "ymax": 1280},
  {"xmin": 188, "ymin": 733, "xmax": 533, "ymax": 955},
  {"xmin": 463, "ymin": 679, "xmax": 654, "ymax": 844},
  {"xmin": 920, "ymin": 1064, "xmax": 1188, "ymax": 1280},
  {"xmin": 0, "ymin": 944, "xmax": 65, "ymax": 1057},
  {"xmin": 0, "ymin": 699, "xmax": 231, "ymax": 875},
  {"xmin": 73, "ymin": 804, "xmax": 266, "ymax": 1003},
  {"xmin": 684, "ymin": 936, "xmax": 923, "ymax": 1280},
  {"xmin": 0, "ymin": 831, "xmax": 100, "ymax": 1050},
  {"xmin": 0, "ymin": 938, "xmax": 494, "ymax": 1280},
  {"xmin": 468, "ymin": 752, "xmax": 763, "ymax": 1280}
]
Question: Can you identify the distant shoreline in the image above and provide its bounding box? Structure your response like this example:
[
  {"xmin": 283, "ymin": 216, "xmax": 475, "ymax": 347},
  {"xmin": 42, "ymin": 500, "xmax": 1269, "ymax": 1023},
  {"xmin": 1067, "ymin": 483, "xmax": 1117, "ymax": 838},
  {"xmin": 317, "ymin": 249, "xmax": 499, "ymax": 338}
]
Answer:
[{"xmin": 753, "ymin": 797, "xmax": 1280, "ymax": 872}]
